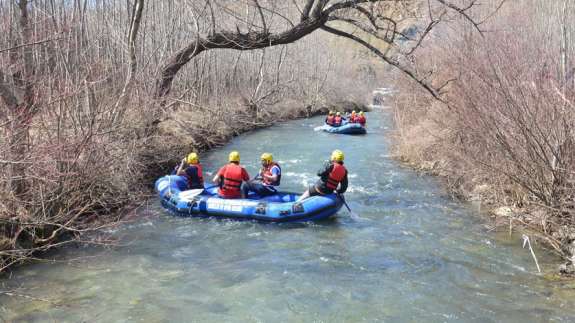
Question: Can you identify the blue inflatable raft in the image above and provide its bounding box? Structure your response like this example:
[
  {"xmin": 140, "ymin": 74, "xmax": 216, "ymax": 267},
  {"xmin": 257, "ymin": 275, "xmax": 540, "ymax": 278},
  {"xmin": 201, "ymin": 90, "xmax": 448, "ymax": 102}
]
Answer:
[
  {"xmin": 155, "ymin": 175, "xmax": 343, "ymax": 222},
  {"xmin": 315, "ymin": 122, "xmax": 366, "ymax": 135}
]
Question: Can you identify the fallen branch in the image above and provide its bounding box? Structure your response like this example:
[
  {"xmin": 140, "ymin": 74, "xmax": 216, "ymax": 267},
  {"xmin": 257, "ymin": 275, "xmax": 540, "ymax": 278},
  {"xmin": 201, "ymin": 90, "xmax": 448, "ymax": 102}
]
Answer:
[{"xmin": 522, "ymin": 234, "xmax": 542, "ymax": 273}]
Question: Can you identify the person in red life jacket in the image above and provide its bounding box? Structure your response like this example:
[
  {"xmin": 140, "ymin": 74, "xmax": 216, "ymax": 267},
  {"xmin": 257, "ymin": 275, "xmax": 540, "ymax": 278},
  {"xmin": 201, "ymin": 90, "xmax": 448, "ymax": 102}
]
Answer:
[
  {"xmin": 241, "ymin": 152, "xmax": 281, "ymax": 197},
  {"xmin": 173, "ymin": 152, "xmax": 204, "ymax": 189},
  {"xmin": 348, "ymin": 110, "xmax": 357, "ymax": 123},
  {"xmin": 333, "ymin": 112, "xmax": 345, "ymax": 127},
  {"xmin": 356, "ymin": 111, "xmax": 366, "ymax": 127},
  {"xmin": 325, "ymin": 111, "xmax": 335, "ymax": 125},
  {"xmin": 297, "ymin": 149, "xmax": 348, "ymax": 201},
  {"xmin": 212, "ymin": 151, "xmax": 250, "ymax": 198}
]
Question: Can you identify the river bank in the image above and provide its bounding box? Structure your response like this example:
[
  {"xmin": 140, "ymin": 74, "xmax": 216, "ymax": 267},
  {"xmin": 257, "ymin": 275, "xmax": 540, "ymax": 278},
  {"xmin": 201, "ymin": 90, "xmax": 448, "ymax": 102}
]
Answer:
[
  {"xmin": 383, "ymin": 0, "xmax": 575, "ymax": 276},
  {"xmin": 0, "ymin": 100, "xmax": 368, "ymax": 275},
  {"xmin": 389, "ymin": 107, "xmax": 575, "ymax": 276}
]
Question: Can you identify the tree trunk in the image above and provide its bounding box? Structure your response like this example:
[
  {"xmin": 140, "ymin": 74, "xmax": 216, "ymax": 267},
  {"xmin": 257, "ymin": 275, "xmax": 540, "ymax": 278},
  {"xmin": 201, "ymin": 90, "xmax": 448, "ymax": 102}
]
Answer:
[{"xmin": 3, "ymin": 0, "xmax": 36, "ymax": 200}]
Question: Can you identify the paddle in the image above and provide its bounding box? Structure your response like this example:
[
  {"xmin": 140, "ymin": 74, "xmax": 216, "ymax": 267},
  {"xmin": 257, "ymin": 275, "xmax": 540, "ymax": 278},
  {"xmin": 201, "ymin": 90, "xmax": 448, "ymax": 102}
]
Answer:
[
  {"xmin": 179, "ymin": 184, "xmax": 218, "ymax": 201},
  {"xmin": 336, "ymin": 193, "xmax": 362, "ymax": 220},
  {"xmin": 336, "ymin": 193, "xmax": 352, "ymax": 212}
]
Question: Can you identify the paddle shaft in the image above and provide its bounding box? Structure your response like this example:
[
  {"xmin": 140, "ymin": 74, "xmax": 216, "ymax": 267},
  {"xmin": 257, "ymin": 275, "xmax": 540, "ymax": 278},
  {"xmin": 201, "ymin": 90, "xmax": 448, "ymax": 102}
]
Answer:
[{"xmin": 337, "ymin": 194, "xmax": 352, "ymax": 212}]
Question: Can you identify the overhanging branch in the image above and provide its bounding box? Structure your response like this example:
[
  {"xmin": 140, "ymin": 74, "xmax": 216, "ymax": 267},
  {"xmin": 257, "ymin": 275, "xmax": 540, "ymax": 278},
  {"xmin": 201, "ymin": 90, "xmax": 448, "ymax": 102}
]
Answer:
[
  {"xmin": 320, "ymin": 24, "xmax": 445, "ymax": 102},
  {"xmin": 156, "ymin": 15, "xmax": 328, "ymax": 99},
  {"xmin": 434, "ymin": 0, "xmax": 483, "ymax": 35}
]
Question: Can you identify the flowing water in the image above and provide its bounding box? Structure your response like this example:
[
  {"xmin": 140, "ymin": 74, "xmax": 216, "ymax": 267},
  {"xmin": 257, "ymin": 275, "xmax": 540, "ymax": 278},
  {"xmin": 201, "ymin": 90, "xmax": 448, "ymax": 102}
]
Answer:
[{"xmin": 2, "ymin": 110, "xmax": 575, "ymax": 322}]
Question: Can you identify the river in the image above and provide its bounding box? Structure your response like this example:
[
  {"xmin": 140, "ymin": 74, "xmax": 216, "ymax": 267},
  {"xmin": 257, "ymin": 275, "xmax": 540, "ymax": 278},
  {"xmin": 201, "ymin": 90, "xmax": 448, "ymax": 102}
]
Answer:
[{"xmin": 2, "ymin": 110, "xmax": 575, "ymax": 322}]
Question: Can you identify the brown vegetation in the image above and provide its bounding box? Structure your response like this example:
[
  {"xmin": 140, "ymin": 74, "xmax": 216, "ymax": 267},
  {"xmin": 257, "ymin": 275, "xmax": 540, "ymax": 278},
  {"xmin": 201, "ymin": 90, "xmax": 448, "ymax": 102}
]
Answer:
[
  {"xmin": 0, "ymin": 0, "xmax": 496, "ymax": 273},
  {"xmin": 0, "ymin": 0, "xmax": 388, "ymax": 273},
  {"xmin": 390, "ymin": 0, "xmax": 575, "ymax": 273}
]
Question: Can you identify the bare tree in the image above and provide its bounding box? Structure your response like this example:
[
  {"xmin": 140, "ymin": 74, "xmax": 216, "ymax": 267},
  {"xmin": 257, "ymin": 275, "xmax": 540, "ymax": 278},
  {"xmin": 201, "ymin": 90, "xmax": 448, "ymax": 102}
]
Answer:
[
  {"xmin": 0, "ymin": 0, "xmax": 35, "ymax": 199},
  {"xmin": 154, "ymin": 0, "xmax": 483, "ymax": 103},
  {"xmin": 112, "ymin": 0, "xmax": 145, "ymax": 124},
  {"xmin": 0, "ymin": 0, "xmax": 496, "ymax": 272},
  {"xmin": 390, "ymin": 0, "xmax": 575, "ymax": 267}
]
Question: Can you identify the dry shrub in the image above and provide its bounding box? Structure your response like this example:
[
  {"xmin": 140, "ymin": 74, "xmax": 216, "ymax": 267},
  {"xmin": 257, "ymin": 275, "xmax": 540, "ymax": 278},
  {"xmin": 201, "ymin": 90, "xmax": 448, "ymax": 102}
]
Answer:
[
  {"xmin": 0, "ymin": 0, "xmax": 380, "ymax": 273},
  {"xmin": 0, "ymin": 68, "xmax": 145, "ymax": 270},
  {"xmin": 391, "ymin": 0, "xmax": 575, "ymax": 264}
]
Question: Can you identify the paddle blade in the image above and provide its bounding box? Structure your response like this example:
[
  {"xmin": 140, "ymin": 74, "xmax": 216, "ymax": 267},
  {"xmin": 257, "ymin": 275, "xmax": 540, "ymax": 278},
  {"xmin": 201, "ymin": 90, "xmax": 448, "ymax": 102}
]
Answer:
[
  {"xmin": 337, "ymin": 194, "xmax": 368, "ymax": 221},
  {"xmin": 178, "ymin": 189, "xmax": 205, "ymax": 202}
]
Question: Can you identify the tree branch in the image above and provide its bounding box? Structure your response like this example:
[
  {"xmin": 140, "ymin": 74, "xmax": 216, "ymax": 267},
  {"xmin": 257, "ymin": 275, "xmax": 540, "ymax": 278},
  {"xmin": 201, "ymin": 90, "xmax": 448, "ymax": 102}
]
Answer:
[
  {"xmin": 320, "ymin": 24, "xmax": 445, "ymax": 102},
  {"xmin": 112, "ymin": 0, "xmax": 144, "ymax": 123},
  {"xmin": 252, "ymin": 0, "xmax": 267, "ymax": 33},
  {"xmin": 434, "ymin": 0, "xmax": 483, "ymax": 35},
  {"xmin": 330, "ymin": 17, "xmax": 393, "ymax": 44},
  {"xmin": 155, "ymin": 15, "xmax": 328, "ymax": 99},
  {"xmin": 0, "ymin": 36, "xmax": 62, "ymax": 54},
  {"xmin": 324, "ymin": 0, "xmax": 382, "ymax": 15},
  {"xmin": 403, "ymin": 10, "xmax": 446, "ymax": 56},
  {"xmin": 301, "ymin": 0, "xmax": 316, "ymax": 20},
  {"xmin": 312, "ymin": 0, "xmax": 331, "ymax": 18}
]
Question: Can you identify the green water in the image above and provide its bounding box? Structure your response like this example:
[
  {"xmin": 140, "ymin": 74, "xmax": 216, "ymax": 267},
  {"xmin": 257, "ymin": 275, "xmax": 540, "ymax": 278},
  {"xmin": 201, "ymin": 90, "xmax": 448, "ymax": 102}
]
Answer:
[{"xmin": 2, "ymin": 111, "xmax": 575, "ymax": 322}]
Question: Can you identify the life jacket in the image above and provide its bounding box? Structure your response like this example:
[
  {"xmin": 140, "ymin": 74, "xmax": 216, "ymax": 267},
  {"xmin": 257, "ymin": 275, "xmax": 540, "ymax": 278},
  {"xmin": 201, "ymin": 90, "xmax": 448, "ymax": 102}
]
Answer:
[
  {"xmin": 357, "ymin": 115, "xmax": 366, "ymax": 126},
  {"xmin": 334, "ymin": 116, "xmax": 342, "ymax": 126},
  {"xmin": 219, "ymin": 163, "xmax": 245, "ymax": 198},
  {"xmin": 326, "ymin": 162, "xmax": 346, "ymax": 191},
  {"xmin": 185, "ymin": 164, "xmax": 204, "ymax": 189},
  {"xmin": 262, "ymin": 162, "xmax": 281, "ymax": 186},
  {"xmin": 326, "ymin": 115, "xmax": 335, "ymax": 125},
  {"xmin": 350, "ymin": 113, "xmax": 357, "ymax": 123}
]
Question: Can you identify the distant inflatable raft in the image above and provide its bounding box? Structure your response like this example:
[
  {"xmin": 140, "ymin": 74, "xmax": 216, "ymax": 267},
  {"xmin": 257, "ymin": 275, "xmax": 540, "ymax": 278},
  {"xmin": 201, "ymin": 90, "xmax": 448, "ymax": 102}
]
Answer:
[
  {"xmin": 155, "ymin": 175, "xmax": 343, "ymax": 222},
  {"xmin": 315, "ymin": 122, "xmax": 366, "ymax": 134}
]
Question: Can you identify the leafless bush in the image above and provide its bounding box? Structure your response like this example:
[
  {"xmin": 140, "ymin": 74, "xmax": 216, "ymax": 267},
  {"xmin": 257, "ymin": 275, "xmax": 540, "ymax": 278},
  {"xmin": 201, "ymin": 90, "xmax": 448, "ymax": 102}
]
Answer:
[
  {"xmin": 0, "ymin": 0, "xmax": 385, "ymax": 271},
  {"xmin": 391, "ymin": 0, "xmax": 575, "ymax": 263},
  {"xmin": 0, "ymin": 0, "xmax": 493, "ymax": 272}
]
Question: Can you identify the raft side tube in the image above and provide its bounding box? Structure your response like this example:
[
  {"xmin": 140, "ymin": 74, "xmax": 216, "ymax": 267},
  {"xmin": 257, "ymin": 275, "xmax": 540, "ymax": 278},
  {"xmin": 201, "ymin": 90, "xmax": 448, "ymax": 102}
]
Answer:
[
  {"xmin": 155, "ymin": 175, "xmax": 343, "ymax": 222},
  {"xmin": 316, "ymin": 122, "xmax": 366, "ymax": 135}
]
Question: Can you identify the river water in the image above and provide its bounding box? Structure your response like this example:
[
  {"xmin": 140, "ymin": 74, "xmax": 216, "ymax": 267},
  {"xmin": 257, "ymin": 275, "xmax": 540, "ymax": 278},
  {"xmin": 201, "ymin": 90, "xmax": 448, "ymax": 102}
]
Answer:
[{"xmin": 2, "ymin": 110, "xmax": 575, "ymax": 322}]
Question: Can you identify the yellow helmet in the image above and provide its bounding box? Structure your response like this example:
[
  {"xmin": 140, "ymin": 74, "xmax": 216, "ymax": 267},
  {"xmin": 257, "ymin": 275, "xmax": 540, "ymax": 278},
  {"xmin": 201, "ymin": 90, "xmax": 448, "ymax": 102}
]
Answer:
[
  {"xmin": 329, "ymin": 110, "xmax": 334, "ymax": 115},
  {"xmin": 352, "ymin": 110, "xmax": 356, "ymax": 114},
  {"xmin": 229, "ymin": 151, "xmax": 240, "ymax": 162},
  {"xmin": 336, "ymin": 112, "xmax": 341, "ymax": 116},
  {"xmin": 359, "ymin": 111, "xmax": 364, "ymax": 116},
  {"xmin": 331, "ymin": 149, "xmax": 344, "ymax": 162},
  {"xmin": 186, "ymin": 152, "xmax": 199, "ymax": 164},
  {"xmin": 260, "ymin": 152, "xmax": 273, "ymax": 163}
]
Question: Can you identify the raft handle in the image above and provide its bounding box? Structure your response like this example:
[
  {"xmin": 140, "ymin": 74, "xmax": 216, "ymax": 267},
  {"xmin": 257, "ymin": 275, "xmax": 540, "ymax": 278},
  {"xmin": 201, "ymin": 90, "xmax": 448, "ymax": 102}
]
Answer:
[
  {"xmin": 255, "ymin": 202, "xmax": 267, "ymax": 215},
  {"xmin": 292, "ymin": 202, "xmax": 304, "ymax": 214}
]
